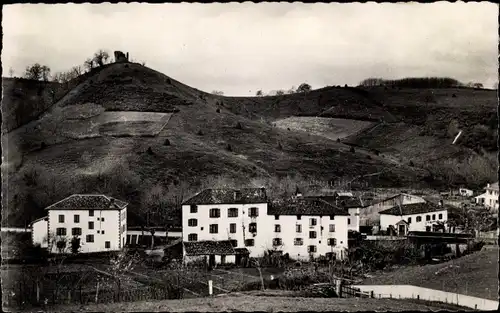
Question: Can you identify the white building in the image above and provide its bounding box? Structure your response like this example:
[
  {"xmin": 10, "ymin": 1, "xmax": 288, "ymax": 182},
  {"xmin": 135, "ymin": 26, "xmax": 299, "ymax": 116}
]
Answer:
[
  {"xmin": 181, "ymin": 188, "xmax": 349, "ymax": 264},
  {"xmin": 30, "ymin": 194, "xmax": 128, "ymax": 253},
  {"xmin": 359, "ymin": 193, "xmax": 427, "ymax": 226},
  {"xmin": 474, "ymin": 182, "xmax": 499, "ymax": 211},
  {"xmin": 458, "ymin": 188, "xmax": 474, "ymax": 197},
  {"xmin": 379, "ymin": 202, "xmax": 449, "ymax": 236}
]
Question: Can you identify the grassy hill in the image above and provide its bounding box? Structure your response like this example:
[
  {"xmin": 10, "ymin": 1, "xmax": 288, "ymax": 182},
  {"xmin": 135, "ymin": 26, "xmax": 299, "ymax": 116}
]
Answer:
[{"xmin": 1, "ymin": 62, "xmax": 497, "ymax": 227}]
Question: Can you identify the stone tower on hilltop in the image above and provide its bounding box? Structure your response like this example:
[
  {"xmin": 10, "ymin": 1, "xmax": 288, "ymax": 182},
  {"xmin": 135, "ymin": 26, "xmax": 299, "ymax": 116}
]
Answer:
[{"xmin": 114, "ymin": 51, "xmax": 129, "ymax": 63}]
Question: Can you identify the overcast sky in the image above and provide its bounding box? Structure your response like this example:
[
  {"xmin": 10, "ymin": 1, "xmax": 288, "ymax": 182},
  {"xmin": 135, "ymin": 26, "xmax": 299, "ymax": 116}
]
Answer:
[{"xmin": 3, "ymin": 2, "xmax": 498, "ymax": 95}]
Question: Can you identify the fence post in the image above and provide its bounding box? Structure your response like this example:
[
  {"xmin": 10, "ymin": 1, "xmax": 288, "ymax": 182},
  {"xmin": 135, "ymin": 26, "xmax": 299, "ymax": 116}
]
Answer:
[
  {"xmin": 95, "ymin": 282, "xmax": 100, "ymax": 303},
  {"xmin": 36, "ymin": 282, "xmax": 40, "ymax": 303},
  {"xmin": 370, "ymin": 291, "xmax": 374, "ymax": 298},
  {"xmin": 208, "ymin": 280, "xmax": 213, "ymax": 296}
]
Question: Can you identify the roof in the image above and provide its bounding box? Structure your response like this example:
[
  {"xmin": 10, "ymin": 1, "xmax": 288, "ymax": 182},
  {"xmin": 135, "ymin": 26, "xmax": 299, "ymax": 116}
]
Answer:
[
  {"xmin": 183, "ymin": 240, "xmax": 236, "ymax": 256},
  {"xmin": 45, "ymin": 194, "xmax": 127, "ymax": 211},
  {"xmin": 395, "ymin": 219, "xmax": 409, "ymax": 225},
  {"xmin": 183, "ymin": 188, "xmax": 267, "ymax": 205},
  {"xmin": 268, "ymin": 198, "xmax": 349, "ymax": 216},
  {"xmin": 379, "ymin": 202, "xmax": 448, "ymax": 216},
  {"xmin": 234, "ymin": 248, "xmax": 250, "ymax": 255},
  {"xmin": 302, "ymin": 195, "xmax": 372, "ymax": 208},
  {"xmin": 485, "ymin": 182, "xmax": 499, "ymax": 191}
]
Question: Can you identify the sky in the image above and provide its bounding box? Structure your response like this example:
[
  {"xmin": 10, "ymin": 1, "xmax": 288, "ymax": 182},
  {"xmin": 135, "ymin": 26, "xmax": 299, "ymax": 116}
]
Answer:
[{"xmin": 2, "ymin": 2, "xmax": 498, "ymax": 96}]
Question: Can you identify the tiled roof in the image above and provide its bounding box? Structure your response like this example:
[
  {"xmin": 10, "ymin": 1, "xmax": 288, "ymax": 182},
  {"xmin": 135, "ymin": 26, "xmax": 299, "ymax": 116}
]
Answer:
[
  {"xmin": 379, "ymin": 202, "xmax": 449, "ymax": 216},
  {"xmin": 234, "ymin": 248, "xmax": 250, "ymax": 255},
  {"xmin": 183, "ymin": 240, "xmax": 236, "ymax": 256},
  {"xmin": 268, "ymin": 198, "xmax": 349, "ymax": 216},
  {"xmin": 182, "ymin": 188, "xmax": 267, "ymax": 205},
  {"xmin": 302, "ymin": 196, "xmax": 372, "ymax": 208},
  {"xmin": 45, "ymin": 194, "xmax": 127, "ymax": 211}
]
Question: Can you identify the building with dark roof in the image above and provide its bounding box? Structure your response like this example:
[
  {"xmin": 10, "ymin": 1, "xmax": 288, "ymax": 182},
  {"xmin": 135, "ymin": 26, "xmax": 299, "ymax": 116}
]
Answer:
[{"xmin": 31, "ymin": 194, "xmax": 128, "ymax": 254}]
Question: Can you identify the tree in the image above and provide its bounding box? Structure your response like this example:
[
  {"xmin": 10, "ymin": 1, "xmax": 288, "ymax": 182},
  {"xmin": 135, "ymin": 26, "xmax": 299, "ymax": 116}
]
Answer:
[
  {"xmin": 286, "ymin": 86, "xmax": 296, "ymax": 94},
  {"xmin": 212, "ymin": 90, "xmax": 224, "ymax": 96},
  {"xmin": 93, "ymin": 49, "xmax": 110, "ymax": 67},
  {"xmin": 297, "ymin": 83, "xmax": 312, "ymax": 93},
  {"xmin": 84, "ymin": 58, "xmax": 95, "ymax": 72},
  {"xmin": 8, "ymin": 67, "xmax": 14, "ymax": 77},
  {"xmin": 256, "ymin": 90, "xmax": 263, "ymax": 97},
  {"xmin": 275, "ymin": 90, "xmax": 285, "ymax": 96},
  {"xmin": 70, "ymin": 236, "xmax": 81, "ymax": 254},
  {"xmin": 24, "ymin": 63, "xmax": 51, "ymax": 81}
]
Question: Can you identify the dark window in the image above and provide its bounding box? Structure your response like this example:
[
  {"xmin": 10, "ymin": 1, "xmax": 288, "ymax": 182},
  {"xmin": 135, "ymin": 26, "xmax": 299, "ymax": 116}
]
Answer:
[
  {"xmin": 297, "ymin": 215, "xmax": 302, "ymax": 220},
  {"xmin": 228, "ymin": 208, "xmax": 238, "ymax": 218},
  {"xmin": 89, "ymin": 210, "xmax": 94, "ymax": 217},
  {"xmin": 86, "ymin": 235, "xmax": 94, "ymax": 243},
  {"xmin": 347, "ymin": 218, "xmax": 351, "ymax": 225},
  {"xmin": 432, "ymin": 214, "xmax": 436, "ymax": 220},
  {"xmin": 272, "ymin": 238, "xmax": 282, "ymax": 246},
  {"xmin": 309, "ymin": 231, "xmax": 317, "ymax": 239},
  {"xmin": 188, "ymin": 219, "xmax": 198, "ymax": 227},
  {"xmin": 88, "ymin": 221, "xmax": 94, "ymax": 229},
  {"xmin": 56, "ymin": 228, "xmax": 66, "ymax": 236},
  {"xmin": 249, "ymin": 207, "xmax": 259, "ymax": 217},
  {"xmin": 105, "ymin": 241, "xmax": 111, "ymax": 249},
  {"xmin": 294, "ymin": 238, "xmax": 303, "ymax": 246},
  {"xmin": 329, "ymin": 225, "xmax": 335, "ymax": 232},
  {"xmin": 74, "ymin": 215, "xmax": 80, "ymax": 223},
  {"xmin": 244, "ymin": 239, "xmax": 255, "ymax": 247},
  {"xmin": 101, "ymin": 217, "xmax": 105, "ymax": 222},
  {"xmin": 416, "ymin": 216, "xmax": 422, "ymax": 222},
  {"xmin": 275, "ymin": 215, "xmax": 279, "ymax": 220},
  {"xmin": 230, "ymin": 240, "xmax": 237, "ymax": 247},
  {"xmin": 230, "ymin": 223, "xmax": 237, "ymax": 233},
  {"xmin": 310, "ymin": 218, "xmax": 317, "ymax": 226},
  {"xmin": 296, "ymin": 224, "xmax": 302, "ymax": 233},
  {"xmin": 209, "ymin": 208, "xmax": 220, "ymax": 218},
  {"xmin": 330, "ymin": 215, "xmax": 334, "ymax": 220},
  {"xmin": 438, "ymin": 213, "xmax": 443, "ymax": 219},
  {"xmin": 327, "ymin": 238, "xmax": 337, "ymax": 246},
  {"xmin": 275, "ymin": 224, "xmax": 281, "ymax": 232},
  {"xmin": 307, "ymin": 245, "xmax": 317, "ymax": 253},
  {"xmin": 249, "ymin": 223, "xmax": 257, "ymax": 233},
  {"xmin": 188, "ymin": 233, "xmax": 198, "ymax": 242},
  {"xmin": 97, "ymin": 217, "xmax": 100, "ymax": 221},
  {"xmin": 426, "ymin": 215, "xmax": 430, "ymax": 221},
  {"xmin": 101, "ymin": 230, "xmax": 105, "ymax": 235},
  {"xmin": 209, "ymin": 224, "xmax": 218, "ymax": 234},
  {"xmin": 97, "ymin": 230, "xmax": 100, "ymax": 234},
  {"xmin": 190, "ymin": 205, "xmax": 198, "ymax": 213},
  {"xmin": 407, "ymin": 217, "xmax": 412, "ymax": 224},
  {"xmin": 58, "ymin": 215, "xmax": 65, "ymax": 223}
]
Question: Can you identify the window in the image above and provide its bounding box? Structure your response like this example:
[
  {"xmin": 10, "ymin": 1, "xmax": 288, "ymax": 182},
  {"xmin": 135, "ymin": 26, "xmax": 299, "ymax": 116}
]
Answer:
[
  {"xmin": 209, "ymin": 208, "xmax": 220, "ymax": 218},
  {"xmin": 249, "ymin": 223, "xmax": 257, "ymax": 233},
  {"xmin": 97, "ymin": 217, "xmax": 100, "ymax": 221},
  {"xmin": 209, "ymin": 224, "xmax": 218, "ymax": 234},
  {"xmin": 86, "ymin": 235, "xmax": 94, "ymax": 243},
  {"xmin": 327, "ymin": 238, "xmax": 337, "ymax": 246},
  {"xmin": 438, "ymin": 213, "xmax": 443, "ymax": 220},
  {"xmin": 188, "ymin": 233, "xmax": 198, "ymax": 242},
  {"xmin": 309, "ymin": 231, "xmax": 317, "ymax": 239},
  {"xmin": 296, "ymin": 224, "xmax": 302, "ymax": 233},
  {"xmin": 105, "ymin": 241, "xmax": 111, "ymax": 249},
  {"xmin": 74, "ymin": 215, "xmax": 80, "ymax": 223},
  {"xmin": 228, "ymin": 208, "xmax": 238, "ymax": 218},
  {"xmin": 416, "ymin": 216, "xmax": 422, "ymax": 222},
  {"xmin": 407, "ymin": 217, "xmax": 412, "ymax": 224},
  {"xmin": 101, "ymin": 217, "xmax": 105, "ymax": 222},
  {"xmin": 307, "ymin": 245, "xmax": 317, "ymax": 253},
  {"xmin": 274, "ymin": 224, "xmax": 281, "ymax": 232},
  {"xmin": 275, "ymin": 215, "xmax": 279, "ymax": 220},
  {"xmin": 188, "ymin": 219, "xmax": 198, "ymax": 227},
  {"xmin": 101, "ymin": 230, "xmax": 105, "ymax": 234},
  {"xmin": 230, "ymin": 240, "xmax": 237, "ymax": 247},
  {"xmin": 230, "ymin": 223, "xmax": 237, "ymax": 234},
  {"xmin": 97, "ymin": 230, "xmax": 100, "ymax": 234},
  {"xmin": 329, "ymin": 225, "xmax": 335, "ymax": 232},
  {"xmin": 330, "ymin": 215, "xmax": 334, "ymax": 220},
  {"xmin": 56, "ymin": 228, "xmax": 67, "ymax": 236},
  {"xmin": 309, "ymin": 218, "xmax": 317, "ymax": 227},
  {"xmin": 244, "ymin": 239, "xmax": 255, "ymax": 247},
  {"xmin": 426, "ymin": 215, "xmax": 430, "ymax": 221},
  {"xmin": 432, "ymin": 214, "xmax": 436, "ymax": 220},
  {"xmin": 294, "ymin": 238, "xmax": 303, "ymax": 246},
  {"xmin": 88, "ymin": 221, "xmax": 94, "ymax": 230},
  {"xmin": 272, "ymin": 238, "xmax": 282, "ymax": 246},
  {"xmin": 58, "ymin": 215, "xmax": 65, "ymax": 223},
  {"xmin": 89, "ymin": 210, "xmax": 94, "ymax": 217},
  {"xmin": 347, "ymin": 218, "xmax": 351, "ymax": 225},
  {"xmin": 249, "ymin": 207, "xmax": 259, "ymax": 217},
  {"xmin": 190, "ymin": 205, "xmax": 198, "ymax": 213},
  {"xmin": 297, "ymin": 215, "xmax": 302, "ymax": 220}
]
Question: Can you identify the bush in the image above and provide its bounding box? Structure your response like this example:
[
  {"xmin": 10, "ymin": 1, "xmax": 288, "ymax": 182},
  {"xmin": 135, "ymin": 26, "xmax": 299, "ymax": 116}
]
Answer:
[
  {"xmin": 164, "ymin": 139, "xmax": 170, "ymax": 146},
  {"xmin": 216, "ymin": 108, "xmax": 221, "ymax": 113},
  {"xmin": 197, "ymin": 129, "xmax": 203, "ymax": 136},
  {"xmin": 366, "ymin": 155, "xmax": 372, "ymax": 160},
  {"xmin": 235, "ymin": 122, "xmax": 243, "ymax": 130},
  {"xmin": 349, "ymin": 146, "xmax": 355, "ymax": 153}
]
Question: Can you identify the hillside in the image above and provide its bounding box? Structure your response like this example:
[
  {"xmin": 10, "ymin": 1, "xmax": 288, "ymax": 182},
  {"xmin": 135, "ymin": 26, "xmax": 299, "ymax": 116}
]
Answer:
[{"xmin": 1, "ymin": 62, "xmax": 497, "ymax": 227}]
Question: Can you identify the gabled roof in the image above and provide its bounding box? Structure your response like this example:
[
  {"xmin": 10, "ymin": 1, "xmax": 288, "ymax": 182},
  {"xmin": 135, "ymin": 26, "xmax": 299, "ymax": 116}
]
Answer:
[
  {"xmin": 183, "ymin": 240, "xmax": 236, "ymax": 256},
  {"xmin": 379, "ymin": 202, "xmax": 448, "ymax": 216},
  {"xmin": 396, "ymin": 219, "xmax": 409, "ymax": 226},
  {"xmin": 268, "ymin": 198, "xmax": 349, "ymax": 216},
  {"xmin": 302, "ymin": 195, "xmax": 372, "ymax": 208},
  {"xmin": 45, "ymin": 194, "xmax": 127, "ymax": 211},
  {"xmin": 182, "ymin": 188, "xmax": 267, "ymax": 205}
]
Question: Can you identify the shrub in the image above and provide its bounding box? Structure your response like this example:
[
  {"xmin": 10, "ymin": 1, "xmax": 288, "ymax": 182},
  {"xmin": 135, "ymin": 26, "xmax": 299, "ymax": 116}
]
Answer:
[
  {"xmin": 197, "ymin": 130, "xmax": 203, "ymax": 136},
  {"xmin": 287, "ymin": 128, "xmax": 290, "ymax": 131},
  {"xmin": 147, "ymin": 147, "xmax": 154, "ymax": 155},
  {"xmin": 278, "ymin": 142, "xmax": 283, "ymax": 150},
  {"xmin": 373, "ymin": 149, "xmax": 380, "ymax": 156},
  {"xmin": 164, "ymin": 139, "xmax": 171, "ymax": 146},
  {"xmin": 216, "ymin": 108, "xmax": 221, "ymax": 113},
  {"xmin": 235, "ymin": 122, "xmax": 243, "ymax": 130},
  {"xmin": 349, "ymin": 146, "xmax": 355, "ymax": 153}
]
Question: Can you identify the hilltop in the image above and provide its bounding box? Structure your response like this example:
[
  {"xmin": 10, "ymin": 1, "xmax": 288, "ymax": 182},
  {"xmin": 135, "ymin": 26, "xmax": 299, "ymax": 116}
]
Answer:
[{"xmin": 1, "ymin": 62, "xmax": 497, "ymax": 227}]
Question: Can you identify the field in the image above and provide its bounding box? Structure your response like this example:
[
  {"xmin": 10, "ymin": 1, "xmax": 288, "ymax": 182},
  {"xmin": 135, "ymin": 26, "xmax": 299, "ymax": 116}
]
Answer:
[
  {"xmin": 273, "ymin": 117, "xmax": 374, "ymax": 141},
  {"xmin": 361, "ymin": 249, "xmax": 498, "ymax": 300}
]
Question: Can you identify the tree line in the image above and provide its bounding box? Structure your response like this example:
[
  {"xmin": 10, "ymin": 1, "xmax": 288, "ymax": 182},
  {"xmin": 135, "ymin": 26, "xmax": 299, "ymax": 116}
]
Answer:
[
  {"xmin": 358, "ymin": 77, "xmax": 484, "ymax": 89},
  {"xmin": 254, "ymin": 83, "xmax": 312, "ymax": 97}
]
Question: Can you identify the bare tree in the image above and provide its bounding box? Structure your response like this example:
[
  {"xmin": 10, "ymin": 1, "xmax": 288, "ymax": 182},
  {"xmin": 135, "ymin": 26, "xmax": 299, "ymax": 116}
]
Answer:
[
  {"xmin": 8, "ymin": 67, "xmax": 15, "ymax": 77},
  {"xmin": 275, "ymin": 90, "xmax": 285, "ymax": 96},
  {"xmin": 212, "ymin": 90, "xmax": 224, "ymax": 96},
  {"xmin": 24, "ymin": 63, "xmax": 51, "ymax": 81},
  {"xmin": 84, "ymin": 58, "xmax": 95, "ymax": 72},
  {"xmin": 256, "ymin": 90, "xmax": 263, "ymax": 97},
  {"xmin": 93, "ymin": 49, "xmax": 110, "ymax": 67}
]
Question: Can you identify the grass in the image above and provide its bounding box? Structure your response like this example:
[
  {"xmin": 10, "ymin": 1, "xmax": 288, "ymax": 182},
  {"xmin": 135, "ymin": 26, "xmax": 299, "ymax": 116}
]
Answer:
[
  {"xmin": 361, "ymin": 249, "xmax": 498, "ymax": 300},
  {"xmin": 36, "ymin": 293, "xmax": 466, "ymax": 312}
]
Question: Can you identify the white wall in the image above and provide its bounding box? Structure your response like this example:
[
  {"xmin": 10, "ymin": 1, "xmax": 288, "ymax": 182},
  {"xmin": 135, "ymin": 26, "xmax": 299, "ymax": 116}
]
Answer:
[
  {"xmin": 182, "ymin": 202, "xmax": 349, "ymax": 260},
  {"xmin": 348, "ymin": 208, "xmax": 360, "ymax": 232},
  {"xmin": 483, "ymin": 189, "xmax": 499, "ymax": 210},
  {"xmin": 380, "ymin": 209, "xmax": 448, "ymax": 232},
  {"xmin": 48, "ymin": 209, "xmax": 123, "ymax": 253},
  {"xmin": 32, "ymin": 218, "xmax": 48, "ymax": 248},
  {"xmin": 360, "ymin": 194, "xmax": 426, "ymax": 226}
]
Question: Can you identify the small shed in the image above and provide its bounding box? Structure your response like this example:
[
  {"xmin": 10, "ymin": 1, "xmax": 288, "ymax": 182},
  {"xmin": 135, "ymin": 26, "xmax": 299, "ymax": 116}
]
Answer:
[{"xmin": 183, "ymin": 240, "xmax": 236, "ymax": 267}]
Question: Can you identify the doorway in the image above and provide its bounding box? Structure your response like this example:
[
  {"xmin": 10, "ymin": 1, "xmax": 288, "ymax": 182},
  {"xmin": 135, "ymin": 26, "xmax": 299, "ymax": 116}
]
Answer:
[
  {"xmin": 398, "ymin": 224, "xmax": 406, "ymax": 236},
  {"xmin": 209, "ymin": 254, "xmax": 216, "ymax": 268}
]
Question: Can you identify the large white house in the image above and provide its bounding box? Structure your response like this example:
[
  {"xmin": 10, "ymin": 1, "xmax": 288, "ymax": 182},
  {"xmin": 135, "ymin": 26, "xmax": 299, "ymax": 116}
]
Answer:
[
  {"xmin": 181, "ymin": 188, "xmax": 349, "ymax": 264},
  {"xmin": 31, "ymin": 194, "xmax": 128, "ymax": 253},
  {"xmin": 359, "ymin": 193, "xmax": 427, "ymax": 226},
  {"xmin": 474, "ymin": 182, "xmax": 499, "ymax": 211},
  {"xmin": 379, "ymin": 202, "xmax": 449, "ymax": 236}
]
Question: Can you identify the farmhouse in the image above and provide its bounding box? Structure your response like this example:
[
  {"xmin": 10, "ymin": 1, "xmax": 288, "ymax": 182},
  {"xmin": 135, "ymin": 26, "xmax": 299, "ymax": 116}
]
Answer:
[
  {"xmin": 474, "ymin": 182, "xmax": 499, "ymax": 211},
  {"xmin": 379, "ymin": 202, "xmax": 449, "ymax": 236},
  {"xmin": 30, "ymin": 194, "xmax": 128, "ymax": 253},
  {"xmin": 181, "ymin": 188, "xmax": 350, "ymax": 263}
]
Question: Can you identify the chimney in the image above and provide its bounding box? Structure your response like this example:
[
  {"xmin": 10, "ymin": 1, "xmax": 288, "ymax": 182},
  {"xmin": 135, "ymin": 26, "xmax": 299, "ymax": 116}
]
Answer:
[
  {"xmin": 260, "ymin": 187, "xmax": 267, "ymax": 199},
  {"xmin": 126, "ymin": 52, "xmax": 129, "ymax": 60},
  {"xmin": 487, "ymin": 183, "xmax": 490, "ymax": 188},
  {"xmin": 439, "ymin": 199, "xmax": 443, "ymax": 206}
]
